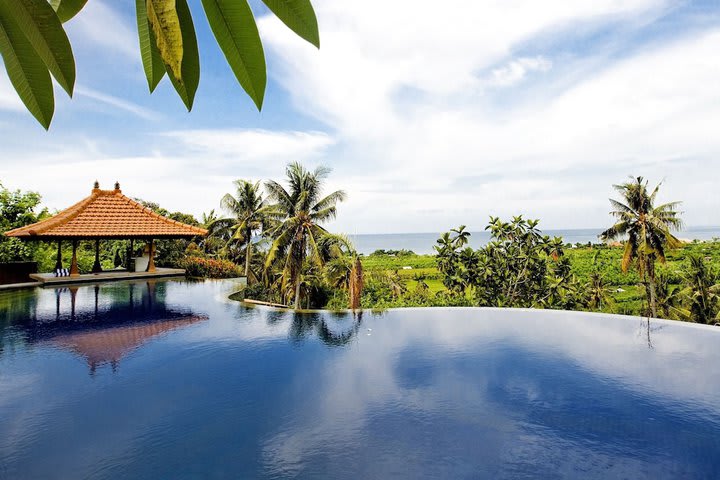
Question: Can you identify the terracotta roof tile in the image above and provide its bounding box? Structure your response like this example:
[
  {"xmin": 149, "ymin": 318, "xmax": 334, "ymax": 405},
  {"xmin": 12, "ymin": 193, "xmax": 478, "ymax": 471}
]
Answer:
[{"xmin": 5, "ymin": 185, "xmax": 208, "ymax": 239}]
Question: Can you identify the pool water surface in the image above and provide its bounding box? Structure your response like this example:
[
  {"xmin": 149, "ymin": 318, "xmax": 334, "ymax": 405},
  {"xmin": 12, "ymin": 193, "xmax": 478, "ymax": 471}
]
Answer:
[{"xmin": 1, "ymin": 279, "xmax": 719, "ymax": 479}]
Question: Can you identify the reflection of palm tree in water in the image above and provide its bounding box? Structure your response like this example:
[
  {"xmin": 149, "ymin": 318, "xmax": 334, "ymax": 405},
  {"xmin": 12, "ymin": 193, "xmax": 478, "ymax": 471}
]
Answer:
[
  {"xmin": 267, "ymin": 310, "xmax": 365, "ymax": 347},
  {"xmin": 640, "ymin": 316, "xmax": 667, "ymax": 350}
]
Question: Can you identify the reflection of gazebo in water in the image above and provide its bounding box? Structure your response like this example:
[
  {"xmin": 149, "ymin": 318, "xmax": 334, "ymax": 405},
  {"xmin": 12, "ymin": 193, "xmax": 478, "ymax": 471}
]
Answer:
[
  {"xmin": 4, "ymin": 182, "xmax": 207, "ymax": 284},
  {"xmin": 51, "ymin": 315, "xmax": 206, "ymax": 374},
  {"xmin": 22, "ymin": 281, "xmax": 208, "ymax": 374}
]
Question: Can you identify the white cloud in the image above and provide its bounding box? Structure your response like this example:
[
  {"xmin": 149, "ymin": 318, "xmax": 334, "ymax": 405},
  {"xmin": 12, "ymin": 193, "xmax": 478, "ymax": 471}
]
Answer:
[
  {"xmin": 161, "ymin": 129, "xmax": 334, "ymax": 163},
  {"xmin": 489, "ymin": 56, "xmax": 553, "ymax": 87},
  {"xmin": 64, "ymin": 1, "xmax": 137, "ymax": 60},
  {"xmin": 75, "ymin": 86, "xmax": 160, "ymax": 120},
  {"xmin": 1, "ymin": 0, "xmax": 718, "ymax": 235},
  {"xmin": 0, "ymin": 129, "xmax": 335, "ymax": 219},
  {"xmin": 254, "ymin": 0, "xmax": 720, "ymax": 232},
  {"xmin": 0, "ymin": 74, "xmax": 23, "ymax": 112}
]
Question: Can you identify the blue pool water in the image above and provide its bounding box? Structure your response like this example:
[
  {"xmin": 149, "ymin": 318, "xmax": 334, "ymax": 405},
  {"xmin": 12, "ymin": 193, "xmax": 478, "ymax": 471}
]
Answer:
[{"xmin": 1, "ymin": 279, "xmax": 719, "ymax": 479}]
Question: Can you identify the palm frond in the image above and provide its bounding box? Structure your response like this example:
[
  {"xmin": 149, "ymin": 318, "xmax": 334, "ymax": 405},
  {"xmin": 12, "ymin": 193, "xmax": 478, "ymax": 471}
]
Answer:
[{"xmin": 312, "ymin": 190, "xmax": 347, "ymax": 212}]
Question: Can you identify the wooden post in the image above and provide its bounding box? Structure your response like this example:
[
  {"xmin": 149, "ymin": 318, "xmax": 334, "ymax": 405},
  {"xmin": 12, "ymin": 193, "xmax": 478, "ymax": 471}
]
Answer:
[
  {"xmin": 54, "ymin": 240, "xmax": 63, "ymax": 271},
  {"xmin": 146, "ymin": 239, "xmax": 156, "ymax": 273},
  {"xmin": 70, "ymin": 287, "xmax": 78, "ymax": 319},
  {"xmin": 70, "ymin": 240, "xmax": 79, "ymax": 276},
  {"xmin": 94, "ymin": 285, "xmax": 99, "ymax": 316},
  {"xmin": 126, "ymin": 239, "xmax": 134, "ymax": 270},
  {"xmin": 92, "ymin": 239, "xmax": 102, "ymax": 273}
]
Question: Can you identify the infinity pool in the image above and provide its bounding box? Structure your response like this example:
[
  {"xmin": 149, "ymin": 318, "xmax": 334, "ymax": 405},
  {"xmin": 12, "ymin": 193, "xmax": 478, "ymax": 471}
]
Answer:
[{"xmin": 1, "ymin": 279, "xmax": 719, "ymax": 479}]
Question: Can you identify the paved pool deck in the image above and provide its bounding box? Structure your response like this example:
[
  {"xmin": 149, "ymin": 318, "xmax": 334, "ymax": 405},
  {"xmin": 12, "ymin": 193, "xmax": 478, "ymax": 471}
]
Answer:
[{"xmin": 24, "ymin": 268, "xmax": 186, "ymax": 287}]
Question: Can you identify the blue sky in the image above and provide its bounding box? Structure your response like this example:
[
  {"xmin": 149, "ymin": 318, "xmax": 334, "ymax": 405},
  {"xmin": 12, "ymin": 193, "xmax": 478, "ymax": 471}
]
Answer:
[{"xmin": 1, "ymin": 0, "xmax": 719, "ymax": 234}]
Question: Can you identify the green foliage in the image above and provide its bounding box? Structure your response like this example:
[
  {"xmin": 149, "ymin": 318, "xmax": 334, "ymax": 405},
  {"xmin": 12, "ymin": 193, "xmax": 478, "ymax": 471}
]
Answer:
[
  {"xmin": 146, "ymin": 0, "xmax": 184, "ymax": 80},
  {"xmin": 435, "ymin": 217, "xmax": 575, "ymax": 309},
  {"xmin": 0, "ymin": 182, "xmax": 47, "ymax": 263},
  {"xmin": 201, "ymin": 0, "xmax": 266, "ymax": 109},
  {"xmin": 134, "ymin": 199, "xmax": 202, "ymax": 268},
  {"xmin": 49, "ymin": 0, "xmax": 88, "ymax": 23},
  {"xmin": 369, "ymin": 249, "xmax": 416, "ymax": 257},
  {"xmin": 0, "ymin": 0, "xmax": 320, "ymax": 128},
  {"xmin": 12, "ymin": 0, "xmax": 75, "ymax": 95},
  {"xmin": 261, "ymin": 0, "xmax": 320, "ymax": 48},
  {"xmin": 181, "ymin": 256, "xmax": 241, "ymax": 278},
  {"xmin": 163, "ymin": 0, "xmax": 199, "ymax": 110},
  {"xmin": 678, "ymin": 255, "xmax": 720, "ymax": 324},
  {"xmin": 0, "ymin": 2, "xmax": 55, "ymax": 129},
  {"xmin": 0, "ymin": 237, "xmax": 35, "ymax": 263},
  {"xmin": 135, "ymin": 0, "xmax": 166, "ymax": 92},
  {"xmin": 212, "ymin": 179, "xmax": 274, "ymax": 279}
]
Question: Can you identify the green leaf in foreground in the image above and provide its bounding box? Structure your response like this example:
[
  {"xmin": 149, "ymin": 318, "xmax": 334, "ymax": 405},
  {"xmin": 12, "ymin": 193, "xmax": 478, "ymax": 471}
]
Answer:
[
  {"xmin": 13, "ymin": 0, "xmax": 75, "ymax": 96},
  {"xmin": 49, "ymin": 0, "xmax": 89, "ymax": 23},
  {"xmin": 0, "ymin": 4, "xmax": 54, "ymax": 129},
  {"xmin": 135, "ymin": 0, "xmax": 165, "ymax": 92},
  {"xmin": 202, "ymin": 0, "xmax": 266, "ymax": 110},
  {"xmin": 262, "ymin": 0, "xmax": 320, "ymax": 48},
  {"xmin": 166, "ymin": 0, "xmax": 199, "ymax": 110},
  {"xmin": 146, "ymin": 0, "xmax": 184, "ymax": 80}
]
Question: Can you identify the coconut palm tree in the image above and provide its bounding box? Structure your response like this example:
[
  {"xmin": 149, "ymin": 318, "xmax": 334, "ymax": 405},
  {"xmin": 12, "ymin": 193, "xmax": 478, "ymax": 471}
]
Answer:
[
  {"xmin": 652, "ymin": 271, "xmax": 688, "ymax": 321},
  {"xmin": 212, "ymin": 180, "xmax": 274, "ymax": 281},
  {"xmin": 679, "ymin": 255, "xmax": 720, "ymax": 324},
  {"xmin": 585, "ymin": 272, "xmax": 615, "ymax": 312},
  {"xmin": 264, "ymin": 162, "xmax": 346, "ymax": 309},
  {"xmin": 323, "ymin": 234, "xmax": 364, "ymax": 310},
  {"xmin": 600, "ymin": 176, "xmax": 683, "ymax": 318}
]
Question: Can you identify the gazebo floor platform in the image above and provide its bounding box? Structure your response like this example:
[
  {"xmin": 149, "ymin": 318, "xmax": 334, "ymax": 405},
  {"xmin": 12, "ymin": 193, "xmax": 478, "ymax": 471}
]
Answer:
[{"xmin": 29, "ymin": 268, "xmax": 186, "ymax": 286}]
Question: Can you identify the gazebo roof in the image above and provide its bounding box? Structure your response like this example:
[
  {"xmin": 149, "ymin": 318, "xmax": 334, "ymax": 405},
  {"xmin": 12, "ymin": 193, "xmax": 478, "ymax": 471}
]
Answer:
[{"xmin": 4, "ymin": 183, "xmax": 207, "ymax": 239}]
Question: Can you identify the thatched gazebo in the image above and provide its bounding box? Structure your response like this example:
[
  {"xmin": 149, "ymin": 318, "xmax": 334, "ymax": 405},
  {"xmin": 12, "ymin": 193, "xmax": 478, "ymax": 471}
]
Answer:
[{"xmin": 4, "ymin": 182, "xmax": 207, "ymax": 278}]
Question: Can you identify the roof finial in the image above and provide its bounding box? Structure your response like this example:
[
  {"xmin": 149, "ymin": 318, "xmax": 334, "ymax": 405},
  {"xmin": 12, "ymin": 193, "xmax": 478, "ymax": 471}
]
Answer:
[
  {"xmin": 114, "ymin": 181, "xmax": 121, "ymax": 191},
  {"xmin": 93, "ymin": 180, "xmax": 100, "ymax": 190}
]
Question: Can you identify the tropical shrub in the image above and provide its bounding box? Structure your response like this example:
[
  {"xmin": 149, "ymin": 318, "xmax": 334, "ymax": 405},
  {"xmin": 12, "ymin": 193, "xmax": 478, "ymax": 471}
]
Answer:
[
  {"xmin": 181, "ymin": 256, "xmax": 241, "ymax": 279},
  {"xmin": 436, "ymin": 217, "xmax": 575, "ymax": 309}
]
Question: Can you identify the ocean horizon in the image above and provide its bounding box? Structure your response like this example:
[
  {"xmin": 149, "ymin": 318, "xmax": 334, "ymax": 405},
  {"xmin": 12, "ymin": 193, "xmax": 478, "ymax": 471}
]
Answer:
[{"xmin": 348, "ymin": 226, "xmax": 720, "ymax": 255}]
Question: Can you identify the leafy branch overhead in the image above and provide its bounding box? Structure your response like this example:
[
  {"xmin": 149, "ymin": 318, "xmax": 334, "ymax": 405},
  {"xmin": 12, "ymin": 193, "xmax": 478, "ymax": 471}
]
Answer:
[{"xmin": 0, "ymin": 0, "xmax": 320, "ymax": 129}]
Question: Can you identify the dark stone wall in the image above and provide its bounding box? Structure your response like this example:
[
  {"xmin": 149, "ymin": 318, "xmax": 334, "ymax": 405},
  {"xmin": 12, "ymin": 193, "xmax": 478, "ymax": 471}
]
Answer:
[{"xmin": 0, "ymin": 262, "xmax": 38, "ymax": 285}]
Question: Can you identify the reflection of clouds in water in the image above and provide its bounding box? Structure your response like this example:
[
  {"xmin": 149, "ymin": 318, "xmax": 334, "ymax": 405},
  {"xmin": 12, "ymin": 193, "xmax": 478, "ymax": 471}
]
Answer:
[
  {"xmin": 260, "ymin": 308, "xmax": 720, "ymax": 476},
  {"xmin": 0, "ymin": 373, "xmax": 41, "ymax": 456},
  {"xmin": 500, "ymin": 431, "xmax": 680, "ymax": 479},
  {"xmin": 4, "ymin": 280, "xmax": 720, "ymax": 477}
]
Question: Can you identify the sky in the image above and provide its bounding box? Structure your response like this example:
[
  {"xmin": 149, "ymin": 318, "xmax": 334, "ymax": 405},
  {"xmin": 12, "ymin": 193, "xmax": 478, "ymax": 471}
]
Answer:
[{"xmin": 0, "ymin": 0, "xmax": 719, "ymax": 234}]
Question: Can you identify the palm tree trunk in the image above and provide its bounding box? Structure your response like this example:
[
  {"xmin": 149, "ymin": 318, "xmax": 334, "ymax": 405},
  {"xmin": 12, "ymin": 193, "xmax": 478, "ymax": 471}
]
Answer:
[
  {"xmin": 349, "ymin": 256, "xmax": 363, "ymax": 310},
  {"xmin": 244, "ymin": 228, "xmax": 252, "ymax": 283},
  {"xmin": 294, "ymin": 278, "xmax": 302, "ymax": 310},
  {"xmin": 645, "ymin": 256, "xmax": 658, "ymax": 318}
]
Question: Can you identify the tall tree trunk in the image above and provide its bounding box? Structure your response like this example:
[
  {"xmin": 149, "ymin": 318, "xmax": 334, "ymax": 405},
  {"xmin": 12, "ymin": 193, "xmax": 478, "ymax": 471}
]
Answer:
[
  {"xmin": 645, "ymin": 256, "xmax": 657, "ymax": 318},
  {"xmin": 349, "ymin": 256, "xmax": 363, "ymax": 310},
  {"xmin": 294, "ymin": 278, "xmax": 302, "ymax": 310},
  {"xmin": 244, "ymin": 228, "xmax": 252, "ymax": 283}
]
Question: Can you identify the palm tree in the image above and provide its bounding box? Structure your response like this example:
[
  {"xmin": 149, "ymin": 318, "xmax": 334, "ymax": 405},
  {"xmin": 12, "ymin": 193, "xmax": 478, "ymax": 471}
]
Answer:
[
  {"xmin": 323, "ymin": 234, "xmax": 364, "ymax": 310},
  {"xmin": 199, "ymin": 210, "xmax": 224, "ymax": 255},
  {"xmin": 679, "ymin": 255, "xmax": 720, "ymax": 324},
  {"xmin": 450, "ymin": 225, "xmax": 470, "ymax": 248},
  {"xmin": 264, "ymin": 162, "xmax": 346, "ymax": 309},
  {"xmin": 383, "ymin": 270, "xmax": 407, "ymax": 298},
  {"xmin": 212, "ymin": 180, "xmax": 273, "ymax": 281},
  {"xmin": 652, "ymin": 271, "xmax": 688, "ymax": 321},
  {"xmin": 585, "ymin": 272, "xmax": 615, "ymax": 312},
  {"xmin": 600, "ymin": 176, "xmax": 683, "ymax": 318}
]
